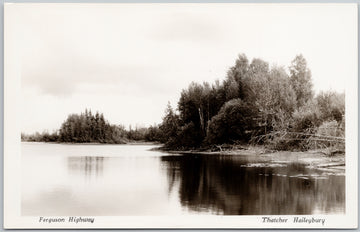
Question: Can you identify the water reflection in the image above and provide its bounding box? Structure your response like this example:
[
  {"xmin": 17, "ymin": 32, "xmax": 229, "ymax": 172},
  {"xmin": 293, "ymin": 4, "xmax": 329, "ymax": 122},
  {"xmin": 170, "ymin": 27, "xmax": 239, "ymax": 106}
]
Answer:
[
  {"xmin": 22, "ymin": 143, "xmax": 345, "ymax": 216},
  {"xmin": 67, "ymin": 156, "xmax": 106, "ymax": 179},
  {"xmin": 161, "ymin": 154, "xmax": 345, "ymax": 215}
]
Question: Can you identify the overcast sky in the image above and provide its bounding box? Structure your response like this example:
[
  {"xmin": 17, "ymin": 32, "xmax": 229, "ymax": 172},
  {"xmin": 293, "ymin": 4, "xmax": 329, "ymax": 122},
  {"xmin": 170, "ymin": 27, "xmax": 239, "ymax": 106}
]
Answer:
[{"xmin": 5, "ymin": 3, "xmax": 357, "ymax": 134}]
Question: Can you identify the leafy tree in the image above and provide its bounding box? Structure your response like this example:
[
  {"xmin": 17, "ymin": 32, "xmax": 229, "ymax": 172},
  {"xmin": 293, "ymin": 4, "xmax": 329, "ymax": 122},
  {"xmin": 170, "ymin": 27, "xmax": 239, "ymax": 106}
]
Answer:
[
  {"xmin": 144, "ymin": 125, "xmax": 163, "ymax": 142},
  {"xmin": 316, "ymin": 91, "xmax": 345, "ymax": 123},
  {"xmin": 289, "ymin": 54, "xmax": 313, "ymax": 108},
  {"xmin": 242, "ymin": 58, "xmax": 269, "ymax": 102},
  {"xmin": 205, "ymin": 99, "xmax": 257, "ymax": 145},
  {"xmin": 178, "ymin": 82, "xmax": 212, "ymax": 139},
  {"xmin": 264, "ymin": 66, "xmax": 297, "ymax": 132},
  {"xmin": 176, "ymin": 122, "xmax": 203, "ymax": 149},
  {"xmin": 226, "ymin": 53, "xmax": 249, "ymax": 99},
  {"xmin": 292, "ymin": 100, "xmax": 321, "ymax": 133}
]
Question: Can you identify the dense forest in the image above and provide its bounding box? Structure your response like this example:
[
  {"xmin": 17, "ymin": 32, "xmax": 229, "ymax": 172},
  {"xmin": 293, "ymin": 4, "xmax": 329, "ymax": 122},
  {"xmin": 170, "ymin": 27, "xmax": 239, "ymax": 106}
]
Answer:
[
  {"xmin": 21, "ymin": 109, "xmax": 162, "ymax": 144},
  {"xmin": 159, "ymin": 54, "xmax": 344, "ymax": 151},
  {"xmin": 22, "ymin": 53, "xmax": 345, "ymax": 151}
]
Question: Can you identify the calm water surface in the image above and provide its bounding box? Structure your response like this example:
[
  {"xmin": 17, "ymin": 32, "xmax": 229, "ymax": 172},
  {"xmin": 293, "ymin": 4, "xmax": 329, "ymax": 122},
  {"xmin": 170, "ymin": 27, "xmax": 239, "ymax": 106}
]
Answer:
[{"xmin": 22, "ymin": 142, "xmax": 345, "ymax": 216}]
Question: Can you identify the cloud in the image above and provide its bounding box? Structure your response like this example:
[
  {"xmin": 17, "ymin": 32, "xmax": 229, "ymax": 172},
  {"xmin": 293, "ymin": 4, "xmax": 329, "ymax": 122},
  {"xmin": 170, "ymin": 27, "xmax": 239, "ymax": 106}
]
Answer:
[
  {"xmin": 21, "ymin": 56, "xmax": 183, "ymax": 97},
  {"xmin": 150, "ymin": 11, "xmax": 226, "ymax": 43},
  {"xmin": 19, "ymin": 5, "xmax": 231, "ymax": 98}
]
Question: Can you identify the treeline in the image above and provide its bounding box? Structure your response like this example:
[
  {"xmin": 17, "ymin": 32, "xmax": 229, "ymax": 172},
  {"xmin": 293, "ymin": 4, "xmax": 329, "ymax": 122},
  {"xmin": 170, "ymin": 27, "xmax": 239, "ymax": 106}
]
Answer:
[
  {"xmin": 22, "ymin": 53, "xmax": 345, "ymax": 151},
  {"xmin": 159, "ymin": 54, "xmax": 344, "ymax": 151},
  {"xmin": 21, "ymin": 109, "xmax": 163, "ymax": 144}
]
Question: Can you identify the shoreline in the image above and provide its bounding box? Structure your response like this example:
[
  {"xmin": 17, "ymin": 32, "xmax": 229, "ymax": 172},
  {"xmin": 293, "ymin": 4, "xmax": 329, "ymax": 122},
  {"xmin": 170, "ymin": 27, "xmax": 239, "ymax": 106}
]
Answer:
[
  {"xmin": 22, "ymin": 141, "xmax": 345, "ymax": 172},
  {"xmin": 162, "ymin": 146, "xmax": 345, "ymax": 172},
  {"xmin": 21, "ymin": 141, "xmax": 160, "ymax": 146}
]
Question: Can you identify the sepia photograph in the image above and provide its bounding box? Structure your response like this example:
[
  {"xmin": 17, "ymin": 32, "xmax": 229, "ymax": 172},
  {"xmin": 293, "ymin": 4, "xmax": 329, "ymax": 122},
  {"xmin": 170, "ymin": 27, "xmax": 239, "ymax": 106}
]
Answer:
[{"xmin": 3, "ymin": 2, "xmax": 358, "ymax": 229}]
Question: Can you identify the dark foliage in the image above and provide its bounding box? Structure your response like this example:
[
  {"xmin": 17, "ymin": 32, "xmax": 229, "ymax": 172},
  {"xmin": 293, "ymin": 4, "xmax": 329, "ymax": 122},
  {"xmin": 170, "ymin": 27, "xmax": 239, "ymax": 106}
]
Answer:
[
  {"xmin": 159, "ymin": 53, "xmax": 345, "ymax": 151},
  {"xmin": 205, "ymin": 99, "xmax": 257, "ymax": 145},
  {"xmin": 58, "ymin": 110, "xmax": 126, "ymax": 143},
  {"xmin": 22, "ymin": 109, "xmax": 164, "ymax": 144}
]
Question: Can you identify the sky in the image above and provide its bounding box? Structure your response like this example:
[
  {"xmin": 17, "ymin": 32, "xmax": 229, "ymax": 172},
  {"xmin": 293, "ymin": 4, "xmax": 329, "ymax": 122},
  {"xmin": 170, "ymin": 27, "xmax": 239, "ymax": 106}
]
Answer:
[{"xmin": 5, "ymin": 3, "xmax": 357, "ymax": 134}]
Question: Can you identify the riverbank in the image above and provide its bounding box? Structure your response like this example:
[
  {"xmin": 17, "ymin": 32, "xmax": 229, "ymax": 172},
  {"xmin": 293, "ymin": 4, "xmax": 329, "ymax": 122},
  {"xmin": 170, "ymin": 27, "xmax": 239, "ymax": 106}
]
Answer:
[
  {"xmin": 162, "ymin": 145, "xmax": 345, "ymax": 172},
  {"xmin": 22, "ymin": 141, "xmax": 345, "ymax": 172}
]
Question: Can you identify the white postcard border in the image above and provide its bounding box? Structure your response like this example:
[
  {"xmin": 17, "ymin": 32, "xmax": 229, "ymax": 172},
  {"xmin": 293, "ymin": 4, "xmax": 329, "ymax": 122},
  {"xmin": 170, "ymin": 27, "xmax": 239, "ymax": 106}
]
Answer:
[{"xmin": 3, "ymin": 2, "xmax": 358, "ymax": 229}]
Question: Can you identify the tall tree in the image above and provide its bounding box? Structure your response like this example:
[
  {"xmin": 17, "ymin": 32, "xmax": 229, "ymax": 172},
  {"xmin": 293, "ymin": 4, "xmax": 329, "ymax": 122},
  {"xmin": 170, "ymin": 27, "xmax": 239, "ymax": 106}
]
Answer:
[
  {"xmin": 160, "ymin": 102, "xmax": 179, "ymax": 144},
  {"xmin": 226, "ymin": 53, "xmax": 249, "ymax": 99},
  {"xmin": 289, "ymin": 54, "xmax": 313, "ymax": 108}
]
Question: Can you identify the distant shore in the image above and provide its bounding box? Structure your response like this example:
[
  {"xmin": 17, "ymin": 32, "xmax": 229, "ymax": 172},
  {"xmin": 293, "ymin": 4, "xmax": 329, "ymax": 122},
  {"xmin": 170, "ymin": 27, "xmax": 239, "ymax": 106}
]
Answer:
[{"xmin": 21, "ymin": 141, "xmax": 160, "ymax": 145}]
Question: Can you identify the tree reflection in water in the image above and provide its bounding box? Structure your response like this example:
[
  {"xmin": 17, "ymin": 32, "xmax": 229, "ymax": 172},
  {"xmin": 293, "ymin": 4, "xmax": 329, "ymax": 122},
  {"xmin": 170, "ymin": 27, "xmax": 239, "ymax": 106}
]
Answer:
[
  {"xmin": 161, "ymin": 154, "xmax": 345, "ymax": 215},
  {"xmin": 67, "ymin": 156, "xmax": 106, "ymax": 179}
]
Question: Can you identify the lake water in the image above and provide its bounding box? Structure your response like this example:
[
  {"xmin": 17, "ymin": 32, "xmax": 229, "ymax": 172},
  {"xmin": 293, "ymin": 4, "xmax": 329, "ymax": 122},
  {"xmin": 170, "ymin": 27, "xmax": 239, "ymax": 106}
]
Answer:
[{"xmin": 22, "ymin": 142, "xmax": 345, "ymax": 216}]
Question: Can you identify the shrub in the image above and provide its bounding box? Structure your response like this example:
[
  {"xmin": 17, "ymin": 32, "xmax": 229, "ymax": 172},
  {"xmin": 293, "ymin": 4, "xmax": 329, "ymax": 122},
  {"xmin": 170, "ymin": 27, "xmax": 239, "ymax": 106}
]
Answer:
[{"xmin": 205, "ymin": 99, "xmax": 256, "ymax": 145}]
